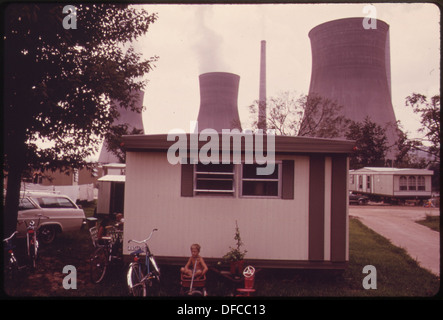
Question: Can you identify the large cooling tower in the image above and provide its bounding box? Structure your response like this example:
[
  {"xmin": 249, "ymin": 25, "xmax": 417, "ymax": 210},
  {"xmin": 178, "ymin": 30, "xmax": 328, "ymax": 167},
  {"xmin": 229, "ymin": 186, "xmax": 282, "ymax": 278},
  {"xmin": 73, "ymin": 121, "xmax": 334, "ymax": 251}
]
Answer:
[
  {"xmin": 195, "ymin": 72, "xmax": 242, "ymax": 132},
  {"xmin": 308, "ymin": 17, "xmax": 398, "ymax": 158},
  {"xmin": 98, "ymin": 90, "xmax": 145, "ymax": 163}
]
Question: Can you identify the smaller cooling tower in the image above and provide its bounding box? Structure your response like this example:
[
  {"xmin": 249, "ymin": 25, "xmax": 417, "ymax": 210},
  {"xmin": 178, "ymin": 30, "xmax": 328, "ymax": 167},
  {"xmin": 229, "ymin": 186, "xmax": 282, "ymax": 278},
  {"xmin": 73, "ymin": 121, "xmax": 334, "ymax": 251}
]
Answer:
[{"xmin": 196, "ymin": 72, "xmax": 242, "ymax": 132}]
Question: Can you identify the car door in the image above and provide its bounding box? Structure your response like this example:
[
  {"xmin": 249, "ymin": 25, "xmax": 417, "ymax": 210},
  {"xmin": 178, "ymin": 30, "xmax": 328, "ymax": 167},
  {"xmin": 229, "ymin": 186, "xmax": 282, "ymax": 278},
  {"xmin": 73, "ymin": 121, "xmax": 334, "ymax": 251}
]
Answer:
[{"xmin": 33, "ymin": 196, "xmax": 84, "ymax": 232}]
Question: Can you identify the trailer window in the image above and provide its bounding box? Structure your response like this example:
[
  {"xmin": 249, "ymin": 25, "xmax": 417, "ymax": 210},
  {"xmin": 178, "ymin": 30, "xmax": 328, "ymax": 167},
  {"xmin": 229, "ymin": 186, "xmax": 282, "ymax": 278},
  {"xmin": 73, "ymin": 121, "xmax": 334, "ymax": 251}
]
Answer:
[
  {"xmin": 408, "ymin": 176, "xmax": 416, "ymax": 191},
  {"xmin": 399, "ymin": 176, "xmax": 407, "ymax": 191},
  {"xmin": 241, "ymin": 163, "xmax": 281, "ymax": 197},
  {"xmin": 417, "ymin": 176, "xmax": 426, "ymax": 191},
  {"xmin": 358, "ymin": 175, "xmax": 363, "ymax": 189},
  {"xmin": 194, "ymin": 163, "xmax": 235, "ymax": 196}
]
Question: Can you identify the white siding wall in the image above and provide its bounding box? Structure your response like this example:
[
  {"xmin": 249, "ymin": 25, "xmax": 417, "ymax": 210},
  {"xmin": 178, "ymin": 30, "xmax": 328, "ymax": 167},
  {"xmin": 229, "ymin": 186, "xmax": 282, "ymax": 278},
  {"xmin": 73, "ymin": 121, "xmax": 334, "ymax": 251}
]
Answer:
[
  {"xmin": 96, "ymin": 181, "xmax": 111, "ymax": 214},
  {"xmin": 373, "ymin": 174, "xmax": 394, "ymax": 196},
  {"xmin": 123, "ymin": 152, "xmax": 310, "ymax": 261}
]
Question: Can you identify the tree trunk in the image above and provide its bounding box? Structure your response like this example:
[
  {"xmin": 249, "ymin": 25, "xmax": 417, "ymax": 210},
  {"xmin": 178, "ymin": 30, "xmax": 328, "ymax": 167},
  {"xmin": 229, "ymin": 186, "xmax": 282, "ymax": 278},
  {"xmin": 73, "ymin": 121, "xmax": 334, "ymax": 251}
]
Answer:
[{"xmin": 3, "ymin": 142, "xmax": 27, "ymax": 237}]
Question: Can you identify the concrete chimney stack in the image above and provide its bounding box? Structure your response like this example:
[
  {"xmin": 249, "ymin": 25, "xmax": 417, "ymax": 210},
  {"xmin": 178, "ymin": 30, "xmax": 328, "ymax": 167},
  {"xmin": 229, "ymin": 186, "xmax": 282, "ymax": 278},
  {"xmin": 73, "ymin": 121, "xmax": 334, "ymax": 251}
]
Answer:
[{"xmin": 258, "ymin": 40, "xmax": 267, "ymax": 131}]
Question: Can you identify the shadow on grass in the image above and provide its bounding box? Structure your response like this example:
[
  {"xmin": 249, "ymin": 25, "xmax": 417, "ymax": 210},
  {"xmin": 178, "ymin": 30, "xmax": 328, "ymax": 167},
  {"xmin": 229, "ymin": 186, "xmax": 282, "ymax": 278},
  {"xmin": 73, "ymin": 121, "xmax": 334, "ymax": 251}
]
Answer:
[{"xmin": 3, "ymin": 218, "xmax": 440, "ymax": 298}]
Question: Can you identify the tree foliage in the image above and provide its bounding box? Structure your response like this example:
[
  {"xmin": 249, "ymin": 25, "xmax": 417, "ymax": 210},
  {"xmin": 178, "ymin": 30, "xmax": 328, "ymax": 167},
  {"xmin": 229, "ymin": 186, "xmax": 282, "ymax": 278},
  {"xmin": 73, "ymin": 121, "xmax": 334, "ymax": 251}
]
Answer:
[
  {"xmin": 248, "ymin": 91, "xmax": 349, "ymax": 137},
  {"xmin": 3, "ymin": 3, "xmax": 158, "ymax": 234},
  {"xmin": 104, "ymin": 124, "xmax": 144, "ymax": 163},
  {"xmin": 393, "ymin": 121, "xmax": 427, "ymax": 168},
  {"xmin": 345, "ymin": 117, "xmax": 388, "ymax": 169},
  {"xmin": 405, "ymin": 93, "xmax": 440, "ymax": 163}
]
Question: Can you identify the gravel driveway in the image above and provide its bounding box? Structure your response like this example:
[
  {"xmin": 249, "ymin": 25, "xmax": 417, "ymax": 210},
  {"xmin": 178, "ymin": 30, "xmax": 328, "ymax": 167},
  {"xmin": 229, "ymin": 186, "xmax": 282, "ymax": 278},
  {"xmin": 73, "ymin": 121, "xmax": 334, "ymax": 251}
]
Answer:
[{"xmin": 349, "ymin": 205, "xmax": 440, "ymax": 276}]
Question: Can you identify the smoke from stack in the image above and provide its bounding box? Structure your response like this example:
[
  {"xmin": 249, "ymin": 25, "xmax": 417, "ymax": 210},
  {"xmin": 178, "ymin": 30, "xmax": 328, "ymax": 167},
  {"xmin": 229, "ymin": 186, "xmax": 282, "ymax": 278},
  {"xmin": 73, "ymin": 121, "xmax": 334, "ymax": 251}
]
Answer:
[{"xmin": 193, "ymin": 6, "xmax": 227, "ymax": 74}]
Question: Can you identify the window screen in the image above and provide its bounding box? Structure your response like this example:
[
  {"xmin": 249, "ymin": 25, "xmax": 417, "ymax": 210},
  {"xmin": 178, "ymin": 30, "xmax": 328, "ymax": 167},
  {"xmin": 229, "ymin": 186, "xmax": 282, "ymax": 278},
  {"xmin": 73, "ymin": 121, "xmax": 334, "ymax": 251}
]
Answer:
[{"xmin": 194, "ymin": 163, "xmax": 235, "ymax": 196}]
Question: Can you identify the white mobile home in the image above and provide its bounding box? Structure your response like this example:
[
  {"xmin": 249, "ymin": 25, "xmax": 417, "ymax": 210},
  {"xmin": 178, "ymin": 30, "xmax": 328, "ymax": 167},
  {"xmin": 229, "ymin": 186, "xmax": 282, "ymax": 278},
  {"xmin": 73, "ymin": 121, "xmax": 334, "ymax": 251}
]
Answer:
[
  {"xmin": 96, "ymin": 163, "xmax": 126, "ymax": 216},
  {"xmin": 349, "ymin": 167, "xmax": 433, "ymax": 201},
  {"xmin": 121, "ymin": 133, "xmax": 354, "ymax": 269}
]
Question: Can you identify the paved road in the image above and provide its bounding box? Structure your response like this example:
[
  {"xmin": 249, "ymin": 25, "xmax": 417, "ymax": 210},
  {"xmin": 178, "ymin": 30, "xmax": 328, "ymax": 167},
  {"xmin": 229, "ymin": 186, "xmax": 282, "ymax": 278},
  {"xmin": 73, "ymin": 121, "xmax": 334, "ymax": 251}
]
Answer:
[{"xmin": 349, "ymin": 205, "xmax": 440, "ymax": 277}]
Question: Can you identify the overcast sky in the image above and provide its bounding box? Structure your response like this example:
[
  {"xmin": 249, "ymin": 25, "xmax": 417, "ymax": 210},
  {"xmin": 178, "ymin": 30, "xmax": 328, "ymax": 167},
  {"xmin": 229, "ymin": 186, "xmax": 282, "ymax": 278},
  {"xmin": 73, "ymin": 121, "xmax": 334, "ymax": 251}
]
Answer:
[{"xmin": 129, "ymin": 3, "xmax": 439, "ymax": 140}]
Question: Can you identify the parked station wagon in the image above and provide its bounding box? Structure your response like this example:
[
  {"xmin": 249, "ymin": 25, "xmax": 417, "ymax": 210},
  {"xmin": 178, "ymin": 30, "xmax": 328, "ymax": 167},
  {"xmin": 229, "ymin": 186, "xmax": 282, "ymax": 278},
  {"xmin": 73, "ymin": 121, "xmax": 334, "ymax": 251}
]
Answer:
[{"xmin": 16, "ymin": 191, "xmax": 86, "ymax": 244}]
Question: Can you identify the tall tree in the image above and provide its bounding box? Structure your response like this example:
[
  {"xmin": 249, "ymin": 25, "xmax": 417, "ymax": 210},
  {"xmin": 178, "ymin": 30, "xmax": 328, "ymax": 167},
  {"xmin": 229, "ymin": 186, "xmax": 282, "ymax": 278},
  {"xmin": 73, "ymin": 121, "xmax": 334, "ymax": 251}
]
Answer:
[
  {"xmin": 393, "ymin": 121, "xmax": 426, "ymax": 168},
  {"xmin": 345, "ymin": 117, "xmax": 388, "ymax": 169},
  {"xmin": 3, "ymin": 3, "xmax": 158, "ymax": 235},
  {"xmin": 405, "ymin": 93, "xmax": 440, "ymax": 164},
  {"xmin": 248, "ymin": 91, "xmax": 349, "ymax": 137},
  {"xmin": 104, "ymin": 125, "xmax": 144, "ymax": 163}
]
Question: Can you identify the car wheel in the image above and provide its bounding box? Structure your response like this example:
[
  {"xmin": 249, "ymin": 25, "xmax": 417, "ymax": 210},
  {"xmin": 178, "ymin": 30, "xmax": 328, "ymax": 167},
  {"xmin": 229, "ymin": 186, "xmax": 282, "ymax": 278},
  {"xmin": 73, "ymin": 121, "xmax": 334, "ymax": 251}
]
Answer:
[{"xmin": 38, "ymin": 225, "xmax": 57, "ymax": 244}]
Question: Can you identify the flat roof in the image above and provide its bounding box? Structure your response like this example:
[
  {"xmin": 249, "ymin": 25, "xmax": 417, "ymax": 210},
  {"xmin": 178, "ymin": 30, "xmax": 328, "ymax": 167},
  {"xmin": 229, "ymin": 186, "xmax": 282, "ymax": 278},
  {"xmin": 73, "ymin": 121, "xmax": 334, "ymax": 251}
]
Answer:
[
  {"xmin": 122, "ymin": 133, "xmax": 356, "ymax": 154},
  {"xmin": 97, "ymin": 175, "xmax": 126, "ymax": 182},
  {"xmin": 350, "ymin": 167, "xmax": 434, "ymax": 175}
]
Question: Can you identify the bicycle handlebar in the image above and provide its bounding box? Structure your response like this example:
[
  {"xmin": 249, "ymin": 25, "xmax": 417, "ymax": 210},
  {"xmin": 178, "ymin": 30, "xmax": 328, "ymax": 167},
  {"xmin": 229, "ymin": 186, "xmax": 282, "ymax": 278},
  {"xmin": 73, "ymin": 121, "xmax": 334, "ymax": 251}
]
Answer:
[
  {"xmin": 128, "ymin": 228, "xmax": 158, "ymax": 245},
  {"xmin": 3, "ymin": 231, "xmax": 18, "ymax": 242}
]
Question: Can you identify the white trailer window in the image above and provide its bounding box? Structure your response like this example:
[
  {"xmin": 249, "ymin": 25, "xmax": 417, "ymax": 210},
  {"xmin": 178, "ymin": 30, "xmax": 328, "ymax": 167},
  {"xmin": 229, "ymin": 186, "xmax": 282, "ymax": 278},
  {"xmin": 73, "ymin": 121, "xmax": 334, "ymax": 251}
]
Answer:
[
  {"xmin": 408, "ymin": 176, "xmax": 417, "ymax": 191},
  {"xmin": 417, "ymin": 176, "xmax": 426, "ymax": 191},
  {"xmin": 399, "ymin": 176, "xmax": 407, "ymax": 191},
  {"xmin": 194, "ymin": 163, "xmax": 235, "ymax": 196}
]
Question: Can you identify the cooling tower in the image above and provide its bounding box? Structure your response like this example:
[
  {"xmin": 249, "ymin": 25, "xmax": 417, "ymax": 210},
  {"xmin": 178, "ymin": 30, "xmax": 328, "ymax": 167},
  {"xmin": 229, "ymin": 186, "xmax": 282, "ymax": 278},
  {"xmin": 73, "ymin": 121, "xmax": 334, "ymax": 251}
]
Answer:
[
  {"xmin": 196, "ymin": 72, "xmax": 242, "ymax": 132},
  {"xmin": 308, "ymin": 17, "xmax": 398, "ymax": 158},
  {"xmin": 98, "ymin": 90, "xmax": 145, "ymax": 163}
]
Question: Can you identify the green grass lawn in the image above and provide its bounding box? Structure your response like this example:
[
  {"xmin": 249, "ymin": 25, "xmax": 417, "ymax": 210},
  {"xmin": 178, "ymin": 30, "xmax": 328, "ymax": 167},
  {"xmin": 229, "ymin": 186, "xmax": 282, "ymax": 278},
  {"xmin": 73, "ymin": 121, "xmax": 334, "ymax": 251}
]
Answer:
[
  {"xmin": 3, "ymin": 202, "xmax": 440, "ymax": 298},
  {"xmin": 416, "ymin": 214, "xmax": 440, "ymax": 232}
]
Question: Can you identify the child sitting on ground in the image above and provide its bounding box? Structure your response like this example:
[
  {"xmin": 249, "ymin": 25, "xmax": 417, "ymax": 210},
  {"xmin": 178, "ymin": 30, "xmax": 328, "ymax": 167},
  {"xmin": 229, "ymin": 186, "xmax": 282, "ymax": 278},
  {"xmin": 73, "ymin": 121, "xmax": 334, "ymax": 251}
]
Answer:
[{"xmin": 181, "ymin": 243, "xmax": 208, "ymax": 279}]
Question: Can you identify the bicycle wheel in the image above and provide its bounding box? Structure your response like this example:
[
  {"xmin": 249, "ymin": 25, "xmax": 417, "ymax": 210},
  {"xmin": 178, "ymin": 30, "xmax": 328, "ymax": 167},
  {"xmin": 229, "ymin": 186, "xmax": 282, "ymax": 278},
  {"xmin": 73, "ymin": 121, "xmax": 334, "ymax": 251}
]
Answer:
[
  {"xmin": 90, "ymin": 247, "xmax": 108, "ymax": 284},
  {"xmin": 127, "ymin": 262, "xmax": 147, "ymax": 297},
  {"xmin": 28, "ymin": 236, "xmax": 38, "ymax": 270},
  {"xmin": 4, "ymin": 255, "xmax": 19, "ymax": 281},
  {"xmin": 149, "ymin": 256, "xmax": 161, "ymax": 283}
]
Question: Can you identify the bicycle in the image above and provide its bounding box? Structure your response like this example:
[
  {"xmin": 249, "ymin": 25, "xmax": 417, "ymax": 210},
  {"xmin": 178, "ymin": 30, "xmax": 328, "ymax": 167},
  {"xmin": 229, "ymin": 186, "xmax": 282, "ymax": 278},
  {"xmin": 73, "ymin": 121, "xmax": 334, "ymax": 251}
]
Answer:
[
  {"xmin": 24, "ymin": 213, "xmax": 49, "ymax": 270},
  {"xmin": 3, "ymin": 231, "xmax": 27, "ymax": 279},
  {"xmin": 89, "ymin": 225, "xmax": 123, "ymax": 284},
  {"xmin": 127, "ymin": 228, "xmax": 160, "ymax": 297}
]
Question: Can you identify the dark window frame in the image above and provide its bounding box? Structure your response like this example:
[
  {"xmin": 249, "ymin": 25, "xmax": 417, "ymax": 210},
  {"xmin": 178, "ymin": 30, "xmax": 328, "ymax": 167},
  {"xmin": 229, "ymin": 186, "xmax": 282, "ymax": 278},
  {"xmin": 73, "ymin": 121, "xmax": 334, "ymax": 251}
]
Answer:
[
  {"xmin": 240, "ymin": 161, "xmax": 282, "ymax": 198},
  {"xmin": 181, "ymin": 159, "xmax": 294, "ymax": 200}
]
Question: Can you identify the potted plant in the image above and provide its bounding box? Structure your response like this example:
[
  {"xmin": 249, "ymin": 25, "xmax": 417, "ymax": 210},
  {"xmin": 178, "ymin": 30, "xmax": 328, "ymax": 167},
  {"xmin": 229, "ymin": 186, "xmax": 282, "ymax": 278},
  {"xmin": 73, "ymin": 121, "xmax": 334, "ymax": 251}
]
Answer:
[{"xmin": 223, "ymin": 221, "xmax": 247, "ymax": 275}]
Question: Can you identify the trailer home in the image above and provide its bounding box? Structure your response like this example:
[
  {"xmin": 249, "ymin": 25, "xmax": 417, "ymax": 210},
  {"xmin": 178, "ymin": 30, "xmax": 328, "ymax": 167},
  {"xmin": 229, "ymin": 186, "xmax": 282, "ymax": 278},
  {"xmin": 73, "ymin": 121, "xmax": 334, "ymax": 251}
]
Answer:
[
  {"xmin": 121, "ymin": 133, "xmax": 355, "ymax": 269},
  {"xmin": 96, "ymin": 163, "xmax": 126, "ymax": 216},
  {"xmin": 349, "ymin": 167, "xmax": 433, "ymax": 202}
]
